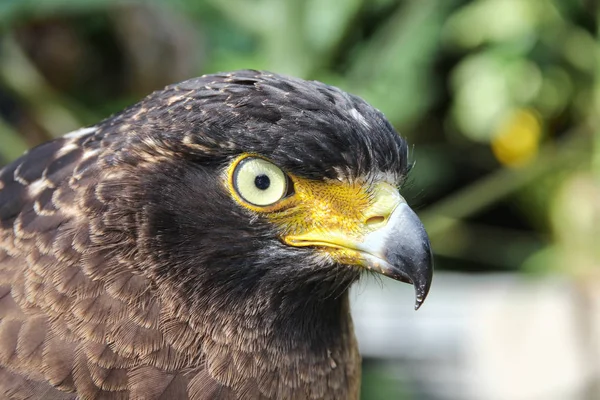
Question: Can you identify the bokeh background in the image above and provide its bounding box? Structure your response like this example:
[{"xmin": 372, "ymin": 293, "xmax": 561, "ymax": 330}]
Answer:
[{"xmin": 0, "ymin": 0, "xmax": 598, "ymax": 399}]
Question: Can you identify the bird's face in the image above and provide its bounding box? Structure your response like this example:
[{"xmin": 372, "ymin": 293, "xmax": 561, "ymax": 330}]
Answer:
[
  {"xmin": 223, "ymin": 153, "xmax": 432, "ymax": 308},
  {"xmin": 124, "ymin": 71, "xmax": 433, "ymax": 309}
]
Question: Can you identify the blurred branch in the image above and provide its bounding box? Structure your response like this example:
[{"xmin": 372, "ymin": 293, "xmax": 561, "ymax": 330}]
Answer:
[
  {"xmin": 344, "ymin": 0, "xmax": 456, "ymax": 129},
  {"xmin": 206, "ymin": 0, "xmax": 312, "ymax": 77},
  {"xmin": 207, "ymin": 0, "xmax": 367, "ymax": 78},
  {"xmin": 0, "ymin": 35, "xmax": 94, "ymax": 138},
  {"xmin": 203, "ymin": 0, "xmax": 266, "ymax": 34},
  {"xmin": 263, "ymin": 0, "xmax": 312, "ymax": 77},
  {"xmin": 421, "ymin": 126, "xmax": 594, "ymax": 239},
  {"xmin": 348, "ymin": 0, "xmax": 439, "ymax": 80},
  {"xmin": 304, "ymin": 0, "xmax": 368, "ymax": 79}
]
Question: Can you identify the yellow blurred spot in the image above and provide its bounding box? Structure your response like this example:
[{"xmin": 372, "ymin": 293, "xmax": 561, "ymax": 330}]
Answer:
[{"xmin": 491, "ymin": 109, "xmax": 542, "ymax": 167}]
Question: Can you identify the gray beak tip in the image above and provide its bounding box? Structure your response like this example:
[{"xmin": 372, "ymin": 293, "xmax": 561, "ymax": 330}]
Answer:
[
  {"xmin": 377, "ymin": 203, "xmax": 434, "ymax": 310},
  {"xmin": 413, "ymin": 248, "xmax": 433, "ymax": 310},
  {"xmin": 414, "ymin": 281, "xmax": 430, "ymax": 310}
]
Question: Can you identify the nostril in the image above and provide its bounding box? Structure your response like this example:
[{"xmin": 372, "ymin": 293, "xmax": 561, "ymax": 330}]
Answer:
[{"xmin": 365, "ymin": 215, "xmax": 386, "ymax": 227}]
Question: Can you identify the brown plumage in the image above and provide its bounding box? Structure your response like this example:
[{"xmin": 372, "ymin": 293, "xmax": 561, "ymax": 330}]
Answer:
[{"xmin": 0, "ymin": 70, "xmax": 433, "ymax": 399}]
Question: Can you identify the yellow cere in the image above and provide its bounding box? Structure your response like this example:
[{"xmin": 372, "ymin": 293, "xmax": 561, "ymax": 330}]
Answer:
[{"xmin": 226, "ymin": 154, "xmax": 403, "ymax": 267}]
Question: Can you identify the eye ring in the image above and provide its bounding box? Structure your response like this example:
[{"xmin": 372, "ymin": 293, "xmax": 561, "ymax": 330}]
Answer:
[{"xmin": 231, "ymin": 156, "xmax": 291, "ymax": 207}]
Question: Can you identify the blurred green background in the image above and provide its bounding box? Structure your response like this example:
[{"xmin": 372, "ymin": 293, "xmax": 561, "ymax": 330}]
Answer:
[{"xmin": 0, "ymin": 0, "xmax": 598, "ymax": 399}]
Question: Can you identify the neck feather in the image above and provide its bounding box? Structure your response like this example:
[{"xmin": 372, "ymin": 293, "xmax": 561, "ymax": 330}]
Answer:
[{"xmin": 170, "ymin": 284, "xmax": 361, "ymax": 399}]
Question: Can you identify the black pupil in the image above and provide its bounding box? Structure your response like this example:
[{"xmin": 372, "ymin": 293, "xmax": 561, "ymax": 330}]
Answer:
[{"xmin": 254, "ymin": 174, "xmax": 271, "ymax": 190}]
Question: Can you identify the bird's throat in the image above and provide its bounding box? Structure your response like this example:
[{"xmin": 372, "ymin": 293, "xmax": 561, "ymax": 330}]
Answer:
[{"xmin": 199, "ymin": 290, "xmax": 361, "ymax": 399}]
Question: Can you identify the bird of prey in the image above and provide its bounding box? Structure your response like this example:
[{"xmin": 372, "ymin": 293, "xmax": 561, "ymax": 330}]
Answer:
[{"xmin": 0, "ymin": 70, "xmax": 433, "ymax": 399}]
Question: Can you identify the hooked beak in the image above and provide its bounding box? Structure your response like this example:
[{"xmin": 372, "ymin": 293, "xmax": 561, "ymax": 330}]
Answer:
[
  {"xmin": 356, "ymin": 202, "xmax": 433, "ymax": 309},
  {"xmin": 285, "ymin": 188, "xmax": 433, "ymax": 310}
]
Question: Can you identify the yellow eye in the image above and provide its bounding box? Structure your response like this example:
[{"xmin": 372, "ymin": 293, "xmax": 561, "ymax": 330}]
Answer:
[{"xmin": 232, "ymin": 157, "xmax": 288, "ymax": 206}]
